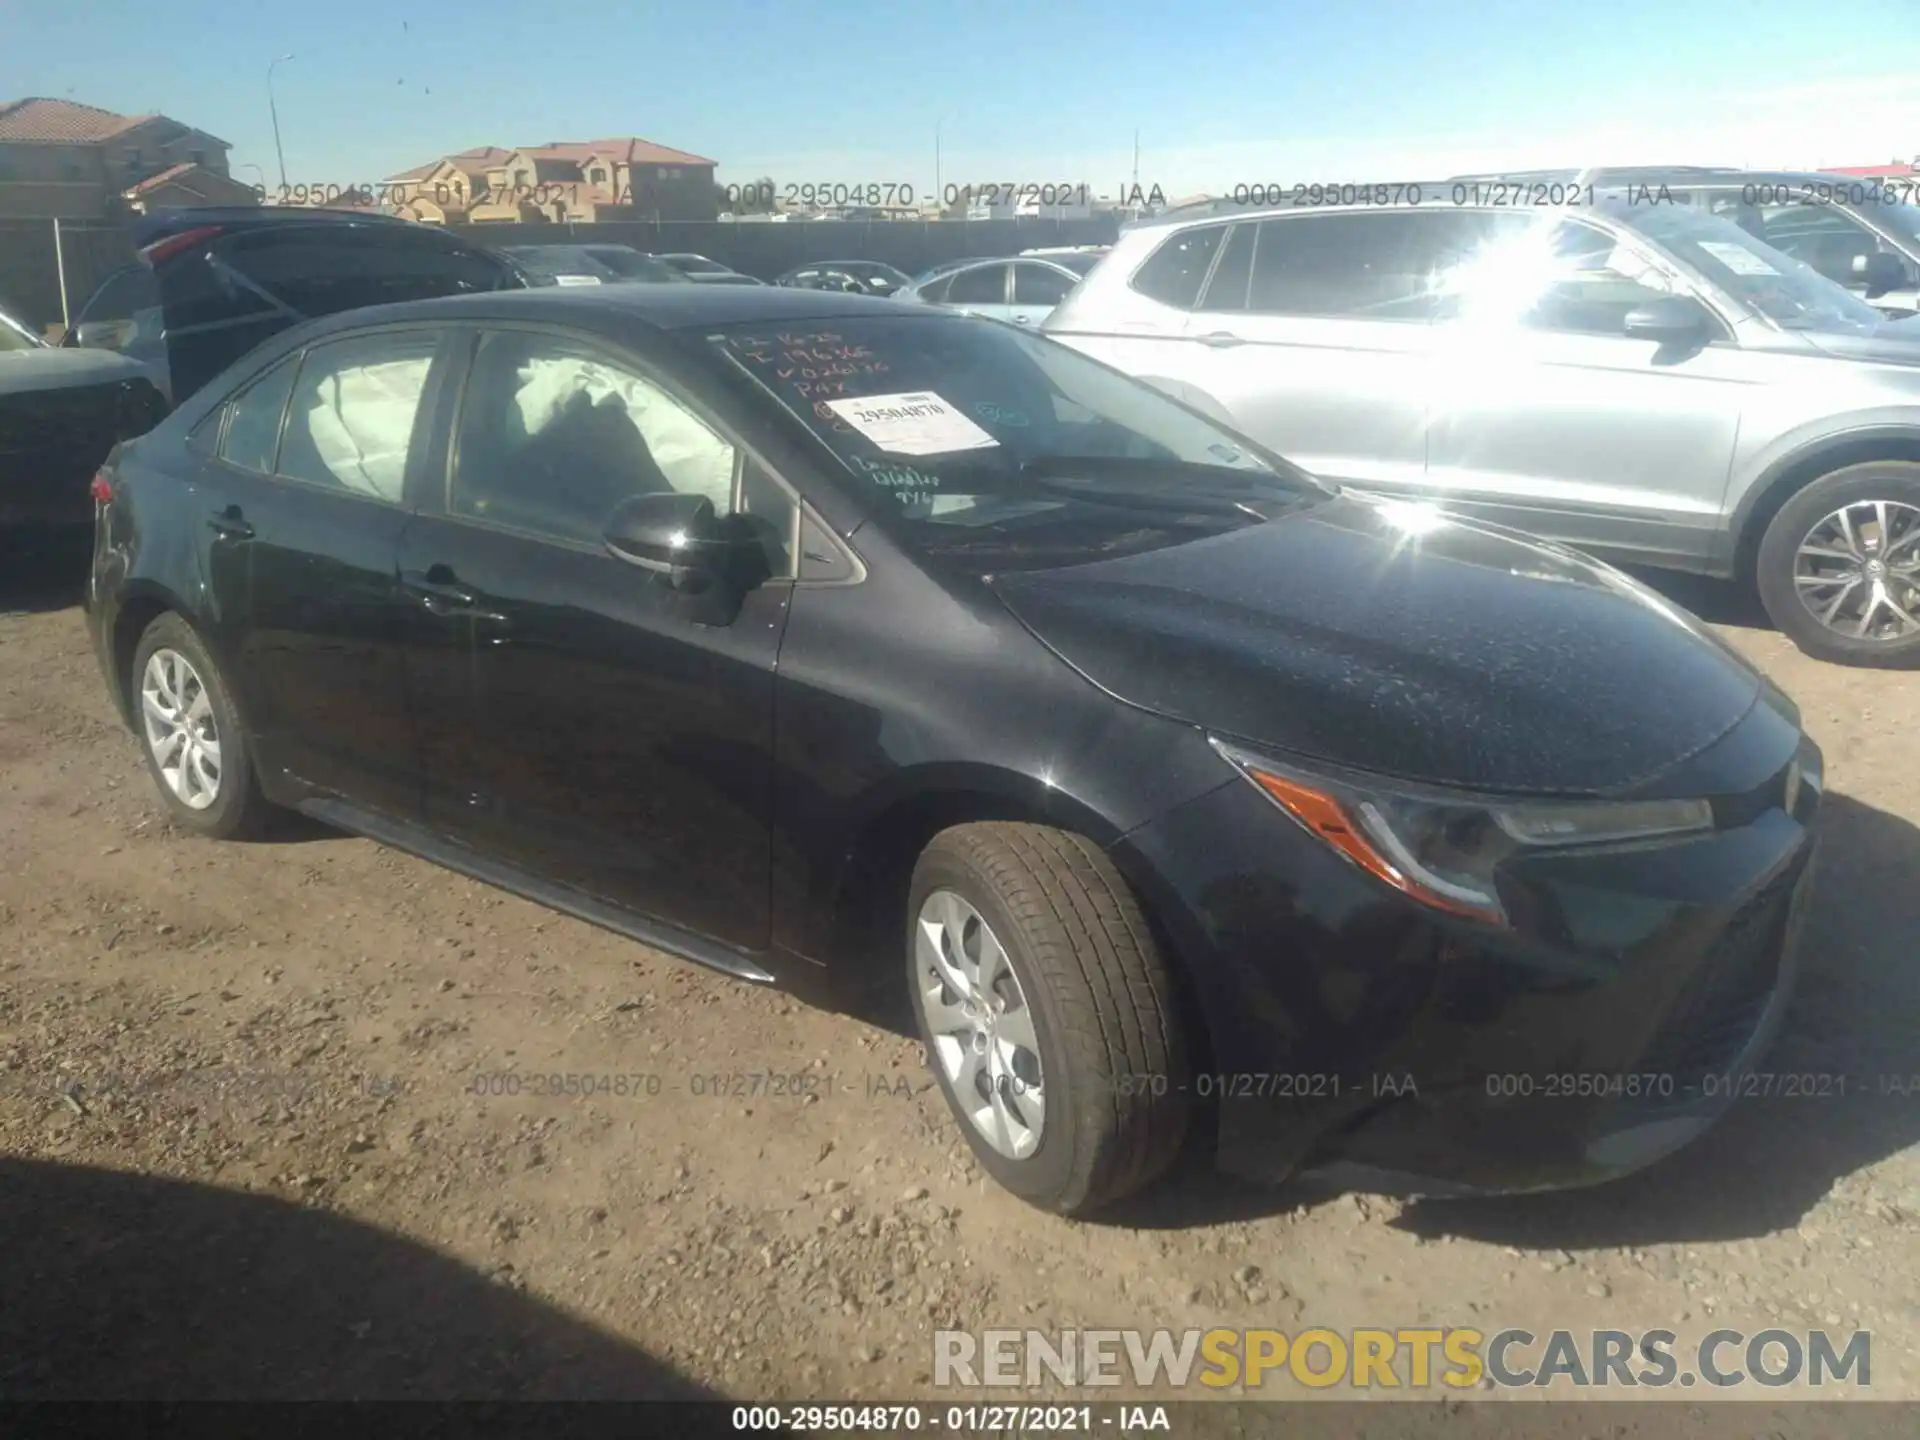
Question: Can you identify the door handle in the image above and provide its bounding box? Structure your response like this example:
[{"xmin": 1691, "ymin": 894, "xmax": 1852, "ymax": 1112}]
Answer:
[
  {"xmin": 400, "ymin": 567, "xmax": 508, "ymax": 624},
  {"xmin": 1195, "ymin": 331, "xmax": 1244, "ymax": 348},
  {"xmin": 400, "ymin": 567, "xmax": 479, "ymax": 612},
  {"xmin": 207, "ymin": 505, "xmax": 253, "ymax": 539}
]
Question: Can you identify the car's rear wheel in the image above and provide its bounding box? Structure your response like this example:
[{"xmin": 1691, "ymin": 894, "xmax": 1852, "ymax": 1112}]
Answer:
[
  {"xmin": 1756, "ymin": 462, "xmax": 1920, "ymax": 667},
  {"xmin": 131, "ymin": 613, "xmax": 273, "ymax": 839},
  {"xmin": 905, "ymin": 822, "xmax": 1192, "ymax": 1216}
]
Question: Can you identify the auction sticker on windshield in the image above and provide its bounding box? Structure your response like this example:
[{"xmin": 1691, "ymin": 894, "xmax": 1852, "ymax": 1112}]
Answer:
[
  {"xmin": 823, "ymin": 391, "xmax": 999, "ymax": 456},
  {"xmin": 1697, "ymin": 241, "xmax": 1780, "ymax": 276}
]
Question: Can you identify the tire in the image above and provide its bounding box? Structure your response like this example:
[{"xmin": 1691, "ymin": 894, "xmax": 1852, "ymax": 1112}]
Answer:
[
  {"xmin": 1755, "ymin": 461, "xmax": 1920, "ymax": 668},
  {"xmin": 129, "ymin": 612, "xmax": 275, "ymax": 839},
  {"xmin": 905, "ymin": 822, "xmax": 1193, "ymax": 1216}
]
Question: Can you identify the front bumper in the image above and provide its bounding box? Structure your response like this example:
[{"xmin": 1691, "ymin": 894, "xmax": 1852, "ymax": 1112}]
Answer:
[{"xmin": 1113, "ymin": 705, "xmax": 1821, "ymax": 1198}]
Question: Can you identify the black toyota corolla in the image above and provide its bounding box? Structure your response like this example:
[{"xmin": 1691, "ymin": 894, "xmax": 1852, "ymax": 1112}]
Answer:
[{"xmin": 85, "ymin": 282, "xmax": 1821, "ymax": 1216}]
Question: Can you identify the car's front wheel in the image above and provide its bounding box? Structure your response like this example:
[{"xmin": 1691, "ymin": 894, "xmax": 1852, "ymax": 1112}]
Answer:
[
  {"xmin": 905, "ymin": 822, "xmax": 1193, "ymax": 1216},
  {"xmin": 1756, "ymin": 461, "xmax": 1920, "ymax": 667},
  {"xmin": 130, "ymin": 613, "xmax": 274, "ymax": 839}
]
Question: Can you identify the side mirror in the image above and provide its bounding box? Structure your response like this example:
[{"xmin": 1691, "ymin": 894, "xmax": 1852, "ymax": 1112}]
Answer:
[
  {"xmin": 1854, "ymin": 251, "xmax": 1909, "ymax": 299},
  {"xmin": 72, "ymin": 319, "xmax": 134, "ymax": 351},
  {"xmin": 1623, "ymin": 295, "xmax": 1712, "ymax": 346},
  {"xmin": 603, "ymin": 491, "xmax": 727, "ymax": 583}
]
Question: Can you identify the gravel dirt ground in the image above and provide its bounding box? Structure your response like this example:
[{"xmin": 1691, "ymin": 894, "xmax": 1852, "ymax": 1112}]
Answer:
[{"xmin": 2, "ymin": 535, "xmax": 1917, "ymax": 1422}]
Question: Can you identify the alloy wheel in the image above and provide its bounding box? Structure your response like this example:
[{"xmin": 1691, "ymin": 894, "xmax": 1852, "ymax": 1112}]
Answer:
[
  {"xmin": 916, "ymin": 888, "xmax": 1046, "ymax": 1159},
  {"xmin": 140, "ymin": 647, "xmax": 222, "ymax": 810},
  {"xmin": 1792, "ymin": 499, "xmax": 1920, "ymax": 642}
]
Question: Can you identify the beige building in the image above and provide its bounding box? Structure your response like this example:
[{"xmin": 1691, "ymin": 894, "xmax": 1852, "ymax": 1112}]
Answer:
[
  {"xmin": 381, "ymin": 137, "xmax": 719, "ymax": 223},
  {"xmin": 0, "ymin": 97, "xmax": 250, "ymax": 219}
]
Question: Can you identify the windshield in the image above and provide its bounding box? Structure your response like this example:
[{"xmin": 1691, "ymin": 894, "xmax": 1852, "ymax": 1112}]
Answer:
[
  {"xmin": 1615, "ymin": 200, "xmax": 1888, "ymax": 332},
  {"xmin": 711, "ymin": 313, "xmax": 1328, "ymax": 569},
  {"xmin": 584, "ymin": 248, "xmax": 687, "ymax": 283},
  {"xmin": 506, "ymin": 247, "xmax": 621, "ymax": 282}
]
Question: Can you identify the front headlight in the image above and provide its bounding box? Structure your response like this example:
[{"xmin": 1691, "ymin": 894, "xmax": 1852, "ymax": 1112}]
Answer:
[{"xmin": 1210, "ymin": 739, "xmax": 1714, "ymax": 924}]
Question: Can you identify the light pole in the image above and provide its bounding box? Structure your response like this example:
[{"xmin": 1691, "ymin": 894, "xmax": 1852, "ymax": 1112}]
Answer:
[
  {"xmin": 267, "ymin": 54, "xmax": 295, "ymax": 192},
  {"xmin": 935, "ymin": 113, "xmax": 954, "ymax": 214}
]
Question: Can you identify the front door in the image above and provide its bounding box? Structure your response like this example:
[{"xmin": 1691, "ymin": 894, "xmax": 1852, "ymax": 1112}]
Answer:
[
  {"xmin": 1423, "ymin": 215, "xmax": 1757, "ymax": 568},
  {"xmin": 400, "ymin": 326, "xmax": 800, "ymax": 952}
]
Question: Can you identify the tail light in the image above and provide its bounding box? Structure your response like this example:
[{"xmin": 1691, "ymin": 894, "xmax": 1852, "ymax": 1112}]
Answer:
[
  {"xmin": 90, "ymin": 470, "xmax": 114, "ymax": 505},
  {"xmin": 138, "ymin": 224, "xmax": 225, "ymax": 267}
]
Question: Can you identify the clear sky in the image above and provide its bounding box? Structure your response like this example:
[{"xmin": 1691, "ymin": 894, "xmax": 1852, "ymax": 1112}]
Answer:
[{"xmin": 4, "ymin": 0, "xmax": 1917, "ymax": 197}]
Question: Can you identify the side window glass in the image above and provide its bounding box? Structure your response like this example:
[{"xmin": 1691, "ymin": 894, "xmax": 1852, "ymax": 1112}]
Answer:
[
  {"xmin": 1196, "ymin": 222, "xmax": 1255, "ymax": 312},
  {"xmin": 1248, "ymin": 213, "xmax": 1480, "ymax": 320},
  {"xmin": 1756, "ymin": 205, "xmax": 1878, "ymax": 287},
  {"xmin": 1012, "ymin": 263, "xmax": 1076, "ymax": 306},
  {"xmin": 277, "ymin": 332, "xmax": 438, "ymax": 502},
  {"xmin": 450, "ymin": 331, "xmax": 798, "ymax": 576},
  {"xmin": 1523, "ymin": 222, "xmax": 1681, "ymax": 336},
  {"xmin": 216, "ymin": 354, "xmax": 300, "ymax": 472},
  {"xmin": 918, "ymin": 274, "xmax": 953, "ymax": 303},
  {"xmin": 944, "ymin": 265, "xmax": 1007, "ymax": 305},
  {"xmin": 1129, "ymin": 224, "xmax": 1225, "ymax": 309}
]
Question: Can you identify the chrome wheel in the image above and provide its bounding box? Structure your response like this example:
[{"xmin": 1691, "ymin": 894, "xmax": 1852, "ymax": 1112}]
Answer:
[
  {"xmin": 140, "ymin": 647, "xmax": 221, "ymax": 810},
  {"xmin": 1793, "ymin": 499, "xmax": 1920, "ymax": 642},
  {"xmin": 916, "ymin": 889, "xmax": 1046, "ymax": 1159}
]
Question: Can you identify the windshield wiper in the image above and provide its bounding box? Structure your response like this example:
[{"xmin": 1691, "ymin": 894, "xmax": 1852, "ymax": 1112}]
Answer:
[{"xmin": 1021, "ymin": 455, "xmax": 1328, "ymax": 515}]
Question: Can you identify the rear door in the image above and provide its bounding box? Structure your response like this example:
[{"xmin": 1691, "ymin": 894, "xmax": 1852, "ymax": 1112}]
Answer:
[
  {"xmin": 1007, "ymin": 260, "xmax": 1078, "ymax": 327},
  {"xmin": 145, "ymin": 218, "xmax": 520, "ymax": 404},
  {"xmin": 1167, "ymin": 209, "xmax": 1469, "ymax": 490},
  {"xmin": 935, "ymin": 262, "xmax": 1015, "ymax": 322},
  {"xmin": 188, "ymin": 325, "xmax": 454, "ymax": 818}
]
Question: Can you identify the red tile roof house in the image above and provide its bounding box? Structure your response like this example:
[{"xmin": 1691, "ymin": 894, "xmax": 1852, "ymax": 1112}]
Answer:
[
  {"xmin": 1821, "ymin": 159, "xmax": 1920, "ymax": 177},
  {"xmin": 0, "ymin": 97, "xmax": 249, "ymax": 219},
  {"xmin": 379, "ymin": 138, "xmax": 720, "ymax": 223}
]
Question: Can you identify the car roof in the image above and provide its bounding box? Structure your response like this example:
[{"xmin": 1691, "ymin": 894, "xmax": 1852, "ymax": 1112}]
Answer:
[
  {"xmin": 286, "ymin": 281, "xmax": 921, "ymax": 342},
  {"xmin": 1127, "ymin": 179, "xmax": 1717, "ymax": 232},
  {"xmin": 131, "ymin": 205, "xmax": 424, "ymax": 248}
]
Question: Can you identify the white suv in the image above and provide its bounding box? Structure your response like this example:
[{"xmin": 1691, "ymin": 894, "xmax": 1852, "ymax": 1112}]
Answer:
[{"xmin": 1044, "ymin": 190, "xmax": 1920, "ymax": 667}]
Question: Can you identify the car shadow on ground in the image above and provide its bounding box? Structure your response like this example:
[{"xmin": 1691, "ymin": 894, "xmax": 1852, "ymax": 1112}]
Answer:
[
  {"xmin": 0, "ymin": 1156, "xmax": 722, "ymax": 1401},
  {"xmin": 1100, "ymin": 791, "xmax": 1920, "ymax": 1245}
]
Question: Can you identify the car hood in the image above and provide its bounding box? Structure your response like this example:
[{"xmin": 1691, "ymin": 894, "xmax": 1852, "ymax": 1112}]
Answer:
[
  {"xmin": 0, "ymin": 347, "xmax": 146, "ymax": 397},
  {"xmin": 984, "ymin": 495, "xmax": 1763, "ymax": 796},
  {"xmin": 1798, "ymin": 322, "xmax": 1920, "ymax": 367}
]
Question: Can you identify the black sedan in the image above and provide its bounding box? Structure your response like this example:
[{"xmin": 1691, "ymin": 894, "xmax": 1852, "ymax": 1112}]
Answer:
[{"xmin": 85, "ymin": 284, "xmax": 1821, "ymax": 1215}]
